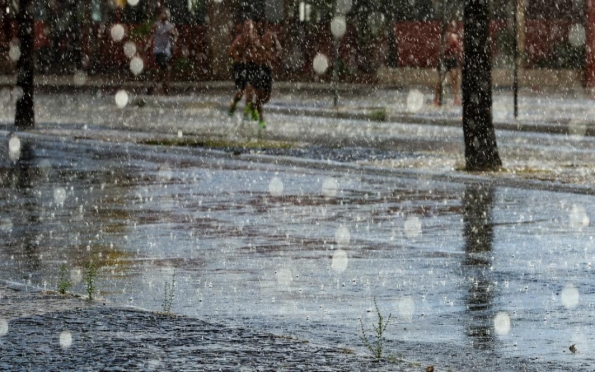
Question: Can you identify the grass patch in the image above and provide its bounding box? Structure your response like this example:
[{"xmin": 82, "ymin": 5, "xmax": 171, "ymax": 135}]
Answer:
[
  {"xmin": 139, "ymin": 137, "xmax": 296, "ymax": 151},
  {"xmin": 369, "ymin": 109, "xmax": 387, "ymax": 122}
]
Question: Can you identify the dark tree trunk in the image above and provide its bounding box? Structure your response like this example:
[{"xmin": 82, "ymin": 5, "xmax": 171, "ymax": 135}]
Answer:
[
  {"xmin": 15, "ymin": 0, "xmax": 34, "ymax": 130},
  {"xmin": 462, "ymin": 0, "xmax": 501, "ymax": 170}
]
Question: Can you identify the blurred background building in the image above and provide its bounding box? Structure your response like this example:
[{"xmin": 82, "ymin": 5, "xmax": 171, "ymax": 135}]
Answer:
[{"xmin": 0, "ymin": 0, "xmax": 593, "ymax": 86}]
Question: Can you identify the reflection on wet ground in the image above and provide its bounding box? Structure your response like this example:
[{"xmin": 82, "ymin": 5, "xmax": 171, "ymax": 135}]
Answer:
[{"xmin": 1, "ymin": 136, "xmax": 593, "ymax": 371}]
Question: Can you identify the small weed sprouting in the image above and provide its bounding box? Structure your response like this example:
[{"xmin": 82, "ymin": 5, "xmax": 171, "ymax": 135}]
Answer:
[
  {"xmin": 369, "ymin": 109, "xmax": 387, "ymax": 122},
  {"xmin": 57, "ymin": 263, "xmax": 71, "ymax": 294},
  {"xmin": 161, "ymin": 269, "xmax": 176, "ymax": 314},
  {"xmin": 359, "ymin": 297, "xmax": 392, "ymax": 359},
  {"xmin": 84, "ymin": 258, "xmax": 98, "ymax": 301}
]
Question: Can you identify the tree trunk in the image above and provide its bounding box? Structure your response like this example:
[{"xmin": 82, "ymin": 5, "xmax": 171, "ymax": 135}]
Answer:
[
  {"xmin": 15, "ymin": 0, "xmax": 34, "ymax": 130},
  {"xmin": 462, "ymin": 0, "xmax": 501, "ymax": 171}
]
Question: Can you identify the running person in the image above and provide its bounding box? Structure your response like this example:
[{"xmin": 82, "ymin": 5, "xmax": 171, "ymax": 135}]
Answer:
[
  {"xmin": 434, "ymin": 21, "xmax": 462, "ymax": 105},
  {"xmin": 250, "ymin": 27, "xmax": 282, "ymax": 129},
  {"xmin": 150, "ymin": 8, "xmax": 178, "ymax": 95},
  {"xmin": 228, "ymin": 19, "xmax": 257, "ymax": 118}
]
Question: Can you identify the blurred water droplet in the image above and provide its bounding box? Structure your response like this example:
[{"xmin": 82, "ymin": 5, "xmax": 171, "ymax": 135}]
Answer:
[
  {"xmin": 73, "ymin": 70, "xmax": 87, "ymax": 86},
  {"xmin": 404, "ymin": 216, "xmax": 422, "ymax": 238},
  {"xmin": 0, "ymin": 318, "xmax": 7, "ymax": 336},
  {"xmin": 0, "ymin": 218, "xmax": 12, "ymax": 233},
  {"xmin": 322, "ymin": 177, "xmax": 338, "ymax": 198},
  {"xmin": 276, "ymin": 268, "xmax": 292, "ymax": 287},
  {"xmin": 406, "ymin": 89, "xmax": 424, "ymax": 112},
  {"xmin": 313, "ymin": 53, "xmax": 329, "ymax": 75},
  {"xmin": 561, "ymin": 283, "xmax": 580, "ymax": 309},
  {"xmin": 8, "ymin": 136, "xmax": 21, "ymax": 161},
  {"xmin": 494, "ymin": 312, "xmax": 511, "ymax": 336},
  {"xmin": 269, "ymin": 177, "xmax": 284, "ymax": 196},
  {"xmin": 569, "ymin": 205, "xmax": 589, "ymax": 229},
  {"xmin": 8, "ymin": 44, "xmax": 20, "ymax": 61},
  {"xmin": 123, "ymin": 41, "xmax": 137, "ymax": 59},
  {"xmin": 130, "ymin": 56, "xmax": 144, "ymax": 76},
  {"xmin": 331, "ymin": 16, "xmax": 347, "ymax": 38},
  {"xmin": 396, "ymin": 296, "xmax": 415, "ymax": 322},
  {"xmin": 569, "ymin": 24, "xmax": 586, "ymax": 47},
  {"xmin": 110, "ymin": 24, "xmax": 125, "ymax": 42},
  {"xmin": 54, "ymin": 187, "xmax": 67, "ymax": 206},
  {"xmin": 59, "ymin": 331, "xmax": 72, "ymax": 349},
  {"xmin": 335, "ymin": 225, "xmax": 350, "ymax": 246},
  {"xmin": 115, "ymin": 90, "xmax": 129, "ymax": 108},
  {"xmin": 331, "ymin": 249, "xmax": 348, "ymax": 273}
]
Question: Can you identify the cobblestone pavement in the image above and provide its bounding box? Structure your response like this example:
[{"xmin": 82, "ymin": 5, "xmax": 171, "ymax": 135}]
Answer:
[{"xmin": 0, "ymin": 284, "xmax": 422, "ymax": 371}]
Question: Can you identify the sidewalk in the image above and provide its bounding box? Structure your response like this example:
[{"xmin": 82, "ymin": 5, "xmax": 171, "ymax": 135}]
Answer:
[{"xmin": 0, "ymin": 282, "xmax": 412, "ymax": 371}]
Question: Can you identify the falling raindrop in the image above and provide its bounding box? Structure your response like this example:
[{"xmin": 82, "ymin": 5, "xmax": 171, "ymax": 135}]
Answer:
[
  {"xmin": 269, "ymin": 177, "xmax": 284, "ymax": 196},
  {"xmin": 313, "ymin": 53, "xmax": 329, "ymax": 75},
  {"xmin": 331, "ymin": 16, "xmax": 347, "ymax": 38},
  {"xmin": 494, "ymin": 312, "xmax": 511, "ymax": 336},
  {"xmin": 73, "ymin": 70, "xmax": 87, "ymax": 86},
  {"xmin": 561, "ymin": 283, "xmax": 580, "ymax": 309},
  {"xmin": 115, "ymin": 90, "xmax": 129, "ymax": 108},
  {"xmin": 158, "ymin": 164, "xmax": 173, "ymax": 182},
  {"xmin": 0, "ymin": 218, "xmax": 12, "ymax": 233},
  {"xmin": 123, "ymin": 41, "xmax": 137, "ymax": 59},
  {"xmin": 322, "ymin": 177, "xmax": 339, "ymax": 198},
  {"xmin": 568, "ymin": 120, "xmax": 587, "ymax": 140},
  {"xmin": 0, "ymin": 318, "xmax": 7, "ymax": 336},
  {"xmin": 404, "ymin": 216, "xmax": 422, "ymax": 238},
  {"xmin": 276, "ymin": 268, "xmax": 293, "ymax": 287},
  {"xmin": 569, "ymin": 205, "xmax": 589, "ymax": 229},
  {"xmin": 568, "ymin": 24, "xmax": 586, "ymax": 47},
  {"xmin": 335, "ymin": 225, "xmax": 351, "ymax": 246},
  {"xmin": 336, "ymin": 0, "xmax": 352, "ymax": 14},
  {"xmin": 8, "ymin": 135, "xmax": 21, "ymax": 162},
  {"xmin": 54, "ymin": 187, "xmax": 67, "ymax": 206},
  {"xmin": 406, "ymin": 90, "xmax": 424, "ymax": 112},
  {"xmin": 59, "ymin": 331, "xmax": 73, "ymax": 349},
  {"xmin": 110, "ymin": 24, "xmax": 125, "ymax": 42},
  {"xmin": 11, "ymin": 86, "xmax": 24, "ymax": 101},
  {"xmin": 130, "ymin": 56, "xmax": 144, "ymax": 76},
  {"xmin": 331, "ymin": 249, "xmax": 348, "ymax": 273},
  {"xmin": 396, "ymin": 296, "xmax": 415, "ymax": 322},
  {"xmin": 8, "ymin": 44, "xmax": 20, "ymax": 61}
]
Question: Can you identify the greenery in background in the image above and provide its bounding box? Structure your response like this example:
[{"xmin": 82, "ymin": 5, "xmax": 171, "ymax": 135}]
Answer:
[
  {"xmin": 84, "ymin": 258, "xmax": 98, "ymax": 301},
  {"xmin": 129, "ymin": 20, "xmax": 155, "ymax": 43},
  {"xmin": 161, "ymin": 270, "xmax": 176, "ymax": 314},
  {"xmin": 359, "ymin": 297, "xmax": 392, "ymax": 359},
  {"xmin": 173, "ymin": 58, "xmax": 195, "ymax": 76},
  {"xmin": 57, "ymin": 263, "xmax": 71, "ymax": 294},
  {"xmin": 534, "ymin": 42, "xmax": 585, "ymax": 70}
]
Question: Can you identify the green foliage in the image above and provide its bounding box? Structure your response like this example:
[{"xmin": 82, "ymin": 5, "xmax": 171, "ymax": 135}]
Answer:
[
  {"xmin": 369, "ymin": 109, "xmax": 387, "ymax": 122},
  {"xmin": 162, "ymin": 270, "xmax": 176, "ymax": 314},
  {"xmin": 534, "ymin": 43, "xmax": 585, "ymax": 70},
  {"xmin": 129, "ymin": 21, "xmax": 155, "ymax": 42},
  {"xmin": 84, "ymin": 258, "xmax": 98, "ymax": 301},
  {"xmin": 57, "ymin": 263, "xmax": 71, "ymax": 294},
  {"xmin": 359, "ymin": 297, "xmax": 392, "ymax": 359},
  {"xmin": 495, "ymin": 28, "xmax": 515, "ymax": 57}
]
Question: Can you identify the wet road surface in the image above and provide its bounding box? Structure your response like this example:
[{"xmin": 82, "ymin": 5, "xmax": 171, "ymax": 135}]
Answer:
[{"xmin": 1, "ymin": 132, "xmax": 594, "ymax": 371}]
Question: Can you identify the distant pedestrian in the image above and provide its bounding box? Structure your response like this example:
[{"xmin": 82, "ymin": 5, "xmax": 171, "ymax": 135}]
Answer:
[
  {"xmin": 150, "ymin": 8, "xmax": 178, "ymax": 95},
  {"xmin": 434, "ymin": 21, "xmax": 462, "ymax": 106},
  {"xmin": 250, "ymin": 26, "xmax": 282, "ymax": 129},
  {"xmin": 228, "ymin": 19, "xmax": 257, "ymax": 119}
]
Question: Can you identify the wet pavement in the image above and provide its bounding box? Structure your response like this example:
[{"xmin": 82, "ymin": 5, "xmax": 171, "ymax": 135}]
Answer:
[{"xmin": 0, "ymin": 87, "xmax": 595, "ymax": 371}]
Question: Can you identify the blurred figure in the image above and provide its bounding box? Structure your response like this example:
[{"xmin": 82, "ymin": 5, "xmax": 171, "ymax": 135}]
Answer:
[
  {"xmin": 434, "ymin": 21, "xmax": 462, "ymax": 106},
  {"xmin": 228, "ymin": 19, "xmax": 257, "ymax": 120},
  {"xmin": 150, "ymin": 8, "xmax": 178, "ymax": 95},
  {"xmin": 250, "ymin": 26, "xmax": 282, "ymax": 129}
]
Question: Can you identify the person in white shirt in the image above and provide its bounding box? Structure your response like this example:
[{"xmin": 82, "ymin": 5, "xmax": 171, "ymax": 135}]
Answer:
[{"xmin": 150, "ymin": 8, "xmax": 178, "ymax": 94}]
